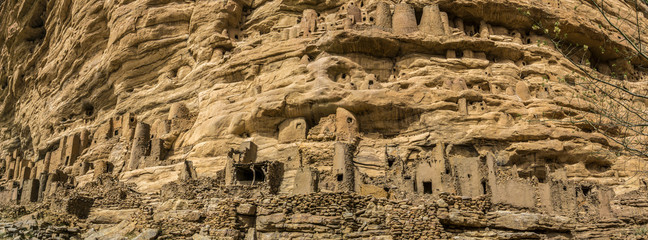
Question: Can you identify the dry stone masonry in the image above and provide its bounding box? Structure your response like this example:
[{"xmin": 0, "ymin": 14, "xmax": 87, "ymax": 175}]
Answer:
[{"xmin": 1, "ymin": 0, "xmax": 648, "ymax": 239}]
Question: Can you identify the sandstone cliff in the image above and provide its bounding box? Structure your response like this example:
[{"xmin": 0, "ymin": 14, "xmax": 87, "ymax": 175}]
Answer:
[{"xmin": 2, "ymin": 0, "xmax": 648, "ymax": 239}]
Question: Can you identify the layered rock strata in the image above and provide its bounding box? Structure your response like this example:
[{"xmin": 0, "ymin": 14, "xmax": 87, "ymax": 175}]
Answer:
[{"xmin": 1, "ymin": 0, "xmax": 648, "ymax": 239}]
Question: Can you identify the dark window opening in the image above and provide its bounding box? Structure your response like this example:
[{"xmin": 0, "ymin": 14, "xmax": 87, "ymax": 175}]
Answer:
[
  {"xmin": 467, "ymin": 174, "xmax": 472, "ymax": 179},
  {"xmin": 383, "ymin": 187, "xmax": 389, "ymax": 192},
  {"xmin": 581, "ymin": 186, "xmax": 591, "ymax": 196},
  {"xmin": 481, "ymin": 180, "xmax": 487, "ymax": 194},
  {"xmin": 363, "ymin": 17, "xmax": 366, "ymax": 21},
  {"xmin": 563, "ymin": 186, "xmax": 567, "ymax": 191},
  {"xmin": 423, "ymin": 182, "xmax": 433, "ymax": 194},
  {"xmin": 341, "ymin": 73, "xmax": 347, "ymax": 79},
  {"xmin": 445, "ymin": 168, "xmax": 450, "ymax": 174},
  {"xmin": 404, "ymin": 176, "xmax": 412, "ymax": 180},
  {"xmin": 234, "ymin": 35, "xmax": 239, "ymax": 40},
  {"xmin": 456, "ymin": 50, "xmax": 464, "ymax": 58},
  {"xmin": 235, "ymin": 166, "xmax": 266, "ymax": 183},
  {"xmin": 114, "ymin": 130, "xmax": 119, "ymax": 136},
  {"xmin": 65, "ymin": 156, "xmax": 70, "ymax": 165},
  {"xmin": 368, "ymin": 80, "xmax": 374, "ymax": 85},
  {"xmin": 130, "ymin": 117, "xmax": 135, "ymax": 123},
  {"xmin": 369, "ymin": 17, "xmax": 374, "ymax": 22},
  {"xmin": 346, "ymin": 117, "xmax": 353, "ymax": 123},
  {"xmin": 337, "ymin": 174, "xmax": 344, "ymax": 182}
]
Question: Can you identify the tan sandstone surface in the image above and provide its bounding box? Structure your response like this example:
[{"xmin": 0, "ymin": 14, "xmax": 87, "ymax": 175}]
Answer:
[{"xmin": 2, "ymin": 0, "xmax": 648, "ymax": 239}]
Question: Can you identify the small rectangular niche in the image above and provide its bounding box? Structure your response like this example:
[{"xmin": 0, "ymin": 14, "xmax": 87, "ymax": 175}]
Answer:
[
  {"xmin": 423, "ymin": 181, "xmax": 433, "ymax": 194},
  {"xmin": 481, "ymin": 180, "xmax": 487, "ymax": 195}
]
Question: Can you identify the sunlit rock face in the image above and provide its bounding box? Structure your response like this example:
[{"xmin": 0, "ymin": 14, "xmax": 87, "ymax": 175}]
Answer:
[{"xmin": 1, "ymin": 0, "xmax": 648, "ymax": 239}]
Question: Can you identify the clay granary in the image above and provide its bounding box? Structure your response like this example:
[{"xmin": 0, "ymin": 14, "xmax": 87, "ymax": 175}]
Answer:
[{"xmin": 225, "ymin": 141, "xmax": 284, "ymax": 194}]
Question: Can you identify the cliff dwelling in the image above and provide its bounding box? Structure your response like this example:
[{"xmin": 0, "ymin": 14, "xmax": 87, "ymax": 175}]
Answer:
[{"xmin": 0, "ymin": 0, "xmax": 648, "ymax": 239}]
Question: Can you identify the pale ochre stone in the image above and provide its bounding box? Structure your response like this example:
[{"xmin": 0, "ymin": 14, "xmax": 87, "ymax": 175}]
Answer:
[{"xmin": 0, "ymin": 0, "xmax": 645, "ymax": 237}]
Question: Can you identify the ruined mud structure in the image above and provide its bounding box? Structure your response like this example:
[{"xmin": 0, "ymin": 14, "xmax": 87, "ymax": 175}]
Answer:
[{"xmin": 1, "ymin": 0, "xmax": 648, "ymax": 239}]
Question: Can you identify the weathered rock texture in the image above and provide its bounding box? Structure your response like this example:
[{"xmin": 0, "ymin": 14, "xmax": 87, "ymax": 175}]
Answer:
[{"xmin": 2, "ymin": 0, "xmax": 648, "ymax": 239}]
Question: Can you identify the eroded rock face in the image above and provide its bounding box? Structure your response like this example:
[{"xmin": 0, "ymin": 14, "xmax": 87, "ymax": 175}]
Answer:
[{"xmin": 1, "ymin": 0, "xmax": 648, "ymax": 239}]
